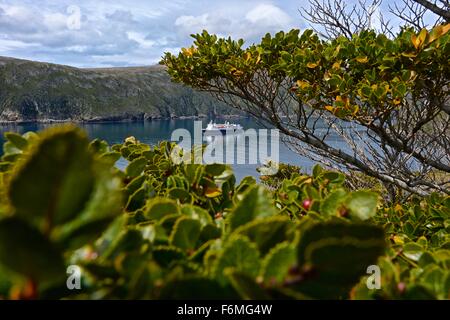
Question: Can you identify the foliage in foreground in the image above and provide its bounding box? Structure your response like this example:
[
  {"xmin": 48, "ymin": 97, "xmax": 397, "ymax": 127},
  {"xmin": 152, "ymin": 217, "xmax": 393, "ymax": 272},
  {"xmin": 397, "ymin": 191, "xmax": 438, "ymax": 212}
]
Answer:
[{"xmin": 0, "ymin": 126, "xmax": 448, "ymax": 299}]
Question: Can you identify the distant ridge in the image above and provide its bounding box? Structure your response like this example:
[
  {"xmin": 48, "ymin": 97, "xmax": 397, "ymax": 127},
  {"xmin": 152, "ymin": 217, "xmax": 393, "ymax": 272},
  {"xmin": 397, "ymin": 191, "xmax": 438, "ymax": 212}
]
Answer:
[{"xmin": 0, "ymin": 56, "xmax": 240, "ymax": 123}]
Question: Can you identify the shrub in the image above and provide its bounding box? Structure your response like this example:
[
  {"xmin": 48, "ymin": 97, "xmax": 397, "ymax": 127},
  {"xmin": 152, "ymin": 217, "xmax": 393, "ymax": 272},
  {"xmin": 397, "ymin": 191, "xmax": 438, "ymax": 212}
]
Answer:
[
  {"xmin": 161, "ymin": 25, "xmax": 450, "ymax": 196},
  {"xmin": 0, "ymin": 126, "xmax": 448, "ymax": 299}
]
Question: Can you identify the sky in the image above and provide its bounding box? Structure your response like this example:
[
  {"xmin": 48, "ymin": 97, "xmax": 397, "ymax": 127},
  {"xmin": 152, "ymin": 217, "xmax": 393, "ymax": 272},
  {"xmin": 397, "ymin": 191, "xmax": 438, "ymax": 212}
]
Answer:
[{"xmin": 0, "ymin": 0, "xmax": 440, "ymax": 68}]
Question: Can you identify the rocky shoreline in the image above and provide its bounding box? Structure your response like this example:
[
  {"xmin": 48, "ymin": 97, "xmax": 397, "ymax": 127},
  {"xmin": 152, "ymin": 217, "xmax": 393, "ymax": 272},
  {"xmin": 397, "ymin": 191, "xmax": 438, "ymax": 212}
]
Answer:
[{"xmin": 0, "ymin": 113, "xmax": 246, "ymax": 124}]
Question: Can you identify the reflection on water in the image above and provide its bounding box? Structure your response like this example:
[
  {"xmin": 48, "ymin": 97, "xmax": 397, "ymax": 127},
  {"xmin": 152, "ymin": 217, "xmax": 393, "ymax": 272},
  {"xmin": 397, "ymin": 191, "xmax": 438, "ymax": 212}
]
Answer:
[
  {"xmin": 203, "ymin": 130, "xmax": 279, "ymax": 175},
  {"xmin": 0, "ymin": 118, "xmax": 347, "ymax": 181}
]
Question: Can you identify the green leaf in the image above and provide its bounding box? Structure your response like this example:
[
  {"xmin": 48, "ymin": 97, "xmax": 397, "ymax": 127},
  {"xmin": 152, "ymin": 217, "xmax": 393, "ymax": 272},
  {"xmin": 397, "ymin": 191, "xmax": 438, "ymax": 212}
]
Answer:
[
  {"xmin": 312, "ymin": 164, "xmax": 323, "ymax": 178},
  {"xmin": 183, "ymin": 165, "xmax": 204, "ymax": 186},
  {"xmin": 261, "ymin": 242, "xmax": 296, "ymax": 285},
  {"xmin": 145, "ymin": 198, "xmax": 180, "ymax": 220},
  {"xmin": 403, "ymin": 242, "xmax": 424, "ymax": 261},
  {"xmin": 3, "ymin": 142, "xmax": 22, "ymax": 157},
  {"xmin": 0, "ymin": 162, "xmax": 11, "ymax": 173},
  {"xmin": 101, "ymin": 229, "xmax": 144, "ymax": 260},
  {"xmin": 233, "ymin": 216, "xmax": 293, "ymax": 255},
  {"xmin": 418, "ymin": 251, "xmax": 436, "ymax": 267},
  {"xmin": 88, "ymin": 139, "xmax": 109, "ymax": 154},
  {"xmin": 236, "ymin": 176, "xmax": 256, "ymax": 189},
  {"xmin": 152, "ymin": 245, "xmax": 186, "ymax": 267},
  {"xmin": 125, "ymin": 175, "xmax": 146, "ymax": 196},
  {"xmin": 180, "ymin": 205, "xmax": 213, "ymax": 226},
  {"xmin": 225, "ymin": 269, "xmax": 271, "ymax": 299},
  {"xmin": 403, "ymin": 221, "xmax": 415, "ymax": 235},
  {"xmin": 22, "ymin": 131, "xmax": 39, "ymax": 143},
  {"xmin": 404, "ymin": 285, "xmax": 437, "ymax": 300},
  {"xmin": 169, "ymin": 217, "xmax": 202, "ymax": 251},
  {"xmin": 159, "ymin": 213, "xmax": 182, "ymax": 234},
  {"xmin": 126, "ymin": 156, "xmax": 147, "ymax": 177},
  {"xmin": 359, "ymin": 85, "xmax": 372, "ymax": 97},
  {"xmin": 322, "ymin": 171, "xmax": 345, "ymax": 185},
  {"xmin": 189, "ymin": 239, "xmax": 215, "ymax": 262},
  {"xmin": 168, "ymin": 188, "xmax": 192, "ymax": 203},
  {"xmin": 205, "ymin": 163, "xmax": 226, "ymax": 176},
  {"xmin": 199, "ymin": 224, "xmax": 222, "ymax": 243},
  {"xmin": 100, "ymin": 152, "xmax": 121, "ymax": 165},
  {"xmin": 419, "ymin": 265, "xmax": 445, "ymax": 296},
  {"xmin": 213, "ymin": 235, "xmax": 260, "ymax": 285},
  {"xmin": 417, "ymin": 236, "xmax": 428, "ymax": 248},
  {"xmin": 0, "ymin": 217, "xmax": 65, "ymax": 284},
  {"xmin": 295, "ymin": 221, "xmax": 385, "ymax": 299},
  {"xmin": 345, "ymin": 190, "xmax": 379, "ymax": 220},
  {"xmin": 5, "ymin": 132, "xmax": 28, "ymax": 150},
  {"xmin": 228, "ymin": 185, "xmax": 276, "ymax": 231},
  {"xmin": 443, "ymin": 272, "xmax": 450, "ymax": 299},
  {"xmin": 320, "ymin": 189, "xmax": 348, "ymax": 217},
  {"xmin": 52, "ymin": 163, "xmax": 123, "ymax": 250},
  {"xmin": 7, "ymin": 126, "xmax": 95, "ymax": 230},
  {"xmin": 139, "ymin": 221, "xmax": 168, "ymax": 244},
  {"xmin": 125, "ymin": 187, "xmax": 148, "ymax": 212}
]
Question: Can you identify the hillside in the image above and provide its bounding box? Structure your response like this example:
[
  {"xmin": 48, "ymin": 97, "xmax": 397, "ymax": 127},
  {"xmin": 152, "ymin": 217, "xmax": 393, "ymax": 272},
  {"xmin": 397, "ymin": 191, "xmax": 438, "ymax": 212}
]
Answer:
[{"xmin": 0, "ymin": 56, "xmax": 239, "ymax": 122}]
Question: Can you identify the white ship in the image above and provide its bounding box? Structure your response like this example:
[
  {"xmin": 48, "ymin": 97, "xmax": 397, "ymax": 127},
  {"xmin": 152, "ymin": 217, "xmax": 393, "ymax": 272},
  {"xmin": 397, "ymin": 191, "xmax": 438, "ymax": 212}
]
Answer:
[{"xmin": 202, "ymin": 121, "xmax": 243, "ymax": 135}]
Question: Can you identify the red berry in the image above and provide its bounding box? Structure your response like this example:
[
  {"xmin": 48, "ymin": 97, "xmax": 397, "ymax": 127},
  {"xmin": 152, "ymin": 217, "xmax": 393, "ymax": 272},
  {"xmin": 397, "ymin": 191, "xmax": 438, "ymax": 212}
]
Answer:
[
  {"xmin": 397, "ymin": 282, "xmax": 406, "ymax": 294},
  {"xmin": 288, "ymin": 265, "xmax": 300, "ymax": 275},
  {"xmin": 302, "ymin": 199, "xmax": 312, "ymax": 210},
  {"xmin": 339, "ymin": 207, "xmax": 349, "ymax": 217},
  {"xmin": 19, "ymin": 280, "xmax": 38, "ymax": 300}
]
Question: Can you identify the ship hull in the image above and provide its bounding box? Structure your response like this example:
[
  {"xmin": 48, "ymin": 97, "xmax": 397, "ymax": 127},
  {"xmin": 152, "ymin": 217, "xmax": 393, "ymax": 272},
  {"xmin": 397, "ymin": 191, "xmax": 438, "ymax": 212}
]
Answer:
[{"xmin": 202, "ymin": 128, "xmax": 239, "ymax": 135}]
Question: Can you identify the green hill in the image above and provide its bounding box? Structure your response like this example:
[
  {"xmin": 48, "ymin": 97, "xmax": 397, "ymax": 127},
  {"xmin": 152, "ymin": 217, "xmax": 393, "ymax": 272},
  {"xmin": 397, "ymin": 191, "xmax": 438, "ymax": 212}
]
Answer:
[{"xmin": 0, "ymin": 56, "xmax": 239, "ymax": 122}]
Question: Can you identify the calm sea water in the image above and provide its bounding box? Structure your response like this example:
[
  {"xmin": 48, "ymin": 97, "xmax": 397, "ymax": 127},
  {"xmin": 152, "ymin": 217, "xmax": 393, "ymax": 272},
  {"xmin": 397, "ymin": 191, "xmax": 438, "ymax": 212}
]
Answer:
[{"xmin": 0, "ymin": 118, "xmax": 347, "ymax": 181}]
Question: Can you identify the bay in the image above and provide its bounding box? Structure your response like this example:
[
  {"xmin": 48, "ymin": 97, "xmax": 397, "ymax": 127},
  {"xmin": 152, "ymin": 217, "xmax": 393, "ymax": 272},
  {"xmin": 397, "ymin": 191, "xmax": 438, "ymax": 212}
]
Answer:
[{"xmin": 0, "ymin": 117, "xmax": 347, "ymax": 181}]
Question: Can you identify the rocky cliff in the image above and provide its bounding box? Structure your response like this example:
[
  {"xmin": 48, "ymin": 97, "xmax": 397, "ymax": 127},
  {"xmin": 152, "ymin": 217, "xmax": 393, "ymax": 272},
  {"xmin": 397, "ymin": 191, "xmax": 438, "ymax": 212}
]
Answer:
[{"xmin": 0, "ymin": 56, "xmax": 239, "ymax": 122}]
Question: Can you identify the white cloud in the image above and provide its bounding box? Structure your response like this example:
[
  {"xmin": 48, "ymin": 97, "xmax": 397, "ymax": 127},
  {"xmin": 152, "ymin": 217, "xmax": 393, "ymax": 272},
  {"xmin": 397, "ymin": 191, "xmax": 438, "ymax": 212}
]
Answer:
[
  {"xmin": 0, "ymin": 0, "xmax": 300, "ymax": 67},
  {"xmin": 245, "ymin": 4, "xmax": 292, "ymax": 28},
  {"xmin": 43, "ymin": 12, "xmax": 68, "ymax": 30},
  {"xmin": 0, "ymin": 38, "xmax": 35, "ymax": 51},
  {"xmin": 173, "ymin": 3, "xmax": 295, "ymax": 42},
  {"xmin": 127, "ymin": 31, "xmax": 155, "ymax": 49},
  {"xmin": 175, "ymin": 14, "xmax": 208, "ymax": 28},
  {"xmin": 175, "ymin": 13, "xmax": 233, "ymax": 37},
  {"xmin": 65, "ymin": 45, "xmax": 89, "ymax": 53}
]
